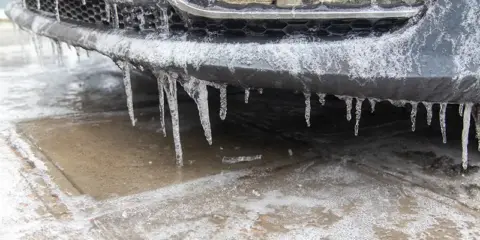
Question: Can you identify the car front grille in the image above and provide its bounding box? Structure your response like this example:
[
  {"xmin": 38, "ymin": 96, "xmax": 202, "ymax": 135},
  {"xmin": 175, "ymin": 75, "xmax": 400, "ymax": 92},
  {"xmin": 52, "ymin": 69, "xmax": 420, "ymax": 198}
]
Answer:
[{"xmin": 24, "ymin": 0, "xmax": 410, "ymax": 39}]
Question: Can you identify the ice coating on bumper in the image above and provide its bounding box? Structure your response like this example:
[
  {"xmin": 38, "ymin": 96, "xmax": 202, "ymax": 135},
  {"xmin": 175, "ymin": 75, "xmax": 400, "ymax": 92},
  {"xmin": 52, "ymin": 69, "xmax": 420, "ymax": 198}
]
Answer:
[{"xmin": 5, "ymin": 0, "xmax": 480, "ymax": 102}]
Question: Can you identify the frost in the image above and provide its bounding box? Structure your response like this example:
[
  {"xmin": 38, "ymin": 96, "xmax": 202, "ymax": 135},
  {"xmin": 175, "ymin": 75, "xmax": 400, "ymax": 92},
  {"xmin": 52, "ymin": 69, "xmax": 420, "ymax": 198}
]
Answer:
[
  {"xmin": 219, "ymin": 84, "xmax": 227, "ymax": 120},
  {"xmin": 423, "ymin": 102, "xmax": 433, "ymax": 126},
  {"xmin": 162, "ymin": 73, "xmax": 183, "ymax": 166},
  {"xmin": 354, "ymin": 98, "xmax": 363, "ymax": 136},
  {"xmin": 54, "ymin": 0, "xmax": 59, "ymax": 21},
  {"xmin": 304, "ymin": 92, "xmax": 311, "ymax": 127},
  {"xmin": 244, "ymin": 88, "xmax": 250, "ymax": 104},
  {"xmin": 317, "ymin": 93, "xmax": 325, "ymax": 106},
  {"xmin": 439, "ymin": 103, "xmax": 447, "ymax": 143},
  {"xmin": 462, "ymin": 103, "xmax": 473, "ymax": 170},
  {"xmin": 338, "ymin": 96, "xmax": 352, "ymax": 121},
  {"xmin": 222, "ymin": 155, "xmax": 262, "ymax": 164},
  {"xmin": 410, "ymin": 102, "xmax": 418, "ymax": 132},
  {"xmin": 459, "ymin": 103, "xmax": 464, "ymax": 117},
  {"xmin": 180, "ymin": 76, "xmax": 213, "ymax": 145},
  {"xmin": 120, "ymin": 61, "xmax": 136, "ymax": 127},
  {"xmin": 368, "ymin": 99, "xmax": 377, "ymax": 113},
  {"xmin": 113, "ymin": 4, "xmax": 119, "ymax": 28},
  {"xmin": 156, "ymin": 72, "xmax": 166, "ymax": 137}
]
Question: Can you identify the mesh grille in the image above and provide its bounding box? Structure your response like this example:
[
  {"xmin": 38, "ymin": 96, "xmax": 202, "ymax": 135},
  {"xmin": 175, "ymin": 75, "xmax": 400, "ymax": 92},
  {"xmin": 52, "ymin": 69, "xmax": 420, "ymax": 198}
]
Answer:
[
  {"xmin": 25, "ymin": 0, "xmax": 109, "ymax": 25},
  {"xmin": 25, "ymin": 0, "xmax": 409, "ymax": 38}
]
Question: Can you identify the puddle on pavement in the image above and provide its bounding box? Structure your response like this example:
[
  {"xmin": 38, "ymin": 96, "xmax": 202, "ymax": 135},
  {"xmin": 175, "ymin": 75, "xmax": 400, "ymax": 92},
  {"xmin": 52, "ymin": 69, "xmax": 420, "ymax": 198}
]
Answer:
[{"xmin": 16, "ymin": 106, "xmax": 307, "ymax": 200}]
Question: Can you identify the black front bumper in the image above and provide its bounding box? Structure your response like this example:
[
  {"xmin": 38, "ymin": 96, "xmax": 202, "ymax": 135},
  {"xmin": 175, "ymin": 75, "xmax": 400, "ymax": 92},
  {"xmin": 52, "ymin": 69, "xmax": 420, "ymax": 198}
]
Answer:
[{"xmin": 6, "ymin": 0, "xmax": 480, "ymax": 103}]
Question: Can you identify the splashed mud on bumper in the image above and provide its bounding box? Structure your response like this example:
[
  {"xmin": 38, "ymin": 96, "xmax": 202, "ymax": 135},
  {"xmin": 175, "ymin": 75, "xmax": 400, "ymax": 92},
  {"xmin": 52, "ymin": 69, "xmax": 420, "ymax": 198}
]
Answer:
[{"xmin": 5, "ymin": 0, "xmax": 480, "ymax": 103}]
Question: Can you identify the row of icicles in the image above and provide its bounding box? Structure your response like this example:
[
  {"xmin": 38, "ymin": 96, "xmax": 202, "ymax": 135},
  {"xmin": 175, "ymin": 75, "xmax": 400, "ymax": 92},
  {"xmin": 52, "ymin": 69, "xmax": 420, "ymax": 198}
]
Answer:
[
  {"xmin": 15, "ymin": 0, "xmax": 480, "ymax": 170},
  {"xmin": 117, "ymin": 62, "xmax": 479, "ymax": 170},
  {"xmin": 23, "ymin": 0, "xmax": 170, "ymax": 33}
]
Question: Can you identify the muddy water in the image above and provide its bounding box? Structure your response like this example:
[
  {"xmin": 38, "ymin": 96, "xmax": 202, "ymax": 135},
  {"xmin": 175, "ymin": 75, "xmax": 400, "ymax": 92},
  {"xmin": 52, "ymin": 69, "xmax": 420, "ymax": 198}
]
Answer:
[{"xmin": 2, "ymin": 21, "xmax": 480, "ymax": 239}]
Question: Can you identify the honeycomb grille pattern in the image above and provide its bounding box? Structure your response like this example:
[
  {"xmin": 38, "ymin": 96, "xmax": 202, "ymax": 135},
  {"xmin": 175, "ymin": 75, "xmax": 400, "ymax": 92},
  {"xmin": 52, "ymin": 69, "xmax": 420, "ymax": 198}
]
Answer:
[
  {"xmin": 186, "ymin": 17, "xmax": 408, "ymax": 38},
  {"xmin": 25, "ymin": 0, "xmax": 109, "ymax": 25},
  {"xmin": 25, "ymin": 0, "xmax": 409, "ymax": 38}
]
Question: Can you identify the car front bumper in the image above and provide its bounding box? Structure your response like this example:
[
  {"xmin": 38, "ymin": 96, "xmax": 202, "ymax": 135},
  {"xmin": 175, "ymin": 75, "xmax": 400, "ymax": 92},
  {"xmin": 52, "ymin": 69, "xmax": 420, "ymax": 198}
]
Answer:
[{"xmin": 5, "ymin": 0, "xmax": 480, "ymax": 103}]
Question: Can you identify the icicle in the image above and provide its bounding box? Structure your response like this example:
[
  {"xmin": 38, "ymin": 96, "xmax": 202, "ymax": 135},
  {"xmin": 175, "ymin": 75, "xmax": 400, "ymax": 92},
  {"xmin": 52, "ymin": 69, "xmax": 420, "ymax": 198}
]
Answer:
[
  {"xmin": 105, "ymin": 3, "xmax": 111, "ymax": 22},
  {"xmin": 317, "ymin": 93, "xmax": 326, "ymax": 106},
  {"xmin": 219, "ymin": 84, "xmax": 227, "ymax": 120},
  {"xmin": 160, "ymin": 8, "xmax": 169, "ymax": 34},
  {"xmin": 86, "ymin": 50, "xmax": 90, "ymax": 57},
  {"xmin": 156, "ymin": 73, "xmax": 166, "ymax": 137},
  {"xmin": 368, "ymin": 98, "xmax": 376, "ymax": 113},
  {"xmin": 459, "ymin": 103, "xmax": 464, "ymax": 117},
  {"xmin": 258, "ymin": 88, "xmax": 263, "ymax": 94},
  {"xmin": 423, "ymin": 102, "xmax": 433, "ymax": 126},
  {"xmin": 338, "ymin": 96, "xmax": 353, "ymax": 121},
  {"xmin": 439, "ymin": 103, "xmax": 447, "ymax": 143},
  {"xmin": 22, "ymin": 0, "xmax": 26, "ymax": 8},
  {"xmin": 31, "ymin": 34, "xmax": 44, "ymax": 66},
  {"xmin": 113, "ymin": 4, "xmax": 119, "ymax": 28},
  {"xmin": 354, "ymin": 98, "xmax": 363, "ymax": 136},
  {"xmin": 138, "ymin": 8, "xmax": 145, "ymax": 31},
  {"xmin": 304, "ymin": 93, "xmax": 311, "ymax": 127},
  {"xmin": 121, "ymin": 61, "xmax": 136, "ymax": 126},
  {"xmin": 462, "ymin": 103, "xmax": 473, "ymax": 170},
  {"xmin": 55, "ymin": 40, "xmax": 64, "ymax": 66},
  {"xmin": 163, "ymin": 73, "xmax": 183, "ymax": 166},
  {"xmin": 55, "ymin": 0, "xmax": 60, "ymax": 21},
  {"xmin": 82, "ymin": 0, "xmax": 86, "ymax": 5},
  {"xmin": 37, "ymin": 0, "xmax": 40, "ymax": 9},
  {"xmin": 50, "ymin": 39, "xmax": 56, "ymax": 56},
  {"xmin": 181, "ymin": 76, "xmax": 213, "ymax": 145},
  {"xmin": 244, "ymin": 88, "xmax": 250, "ymax": 104},
  {"xmin": 74, "ymin": 46, "xmax": 81, "ymax": 61},
  {"xmin": 410, "ymin": 102, "xmax": 418, "ymax": 132},
  {"xmin": 474, "ymin": 106, "xmax": 480, "ymax": 152}
]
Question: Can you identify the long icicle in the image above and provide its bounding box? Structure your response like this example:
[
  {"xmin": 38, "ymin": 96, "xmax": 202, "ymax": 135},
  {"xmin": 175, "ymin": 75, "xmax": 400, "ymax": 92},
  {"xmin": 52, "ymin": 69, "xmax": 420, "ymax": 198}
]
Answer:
[
  {"xmin": 31, "ymin": 34, "xmax": 44, "ymax": 66},
  {"xmin": 439, "ymin": 103, "xmax": 447, "ymax": 143},
  {"xmin": 339, "ymin": 96, "xmax": 353, "ymax": 121},
  {"xmin": 369, "ymin": 98, "xmax": 377, "ymax": 113},
  {"xmin": 317, "ymin": 93, "xmax": 326, "ymax": 106},
  {"xmin": 74, "ymin": 46, "xmax": 81, "ymax": 62},
  {"xmin": 55, "ymin": 0, "xmax": 60, "ymax": 21},
  {"xmin": 219, "ymin": 84, "xmax": 227, "ymax": 120},
  {"xmin": 459, "ymin": 103, "xmax": 464, "ymax": 117},
  {"xmin": 462, "ymin": 103, "xmax": 473, "ymax": 170},
  {"xmin": 121, "ymin": 61, "xmax": 136, "ymax": 126},
  {"xmin": 105, "ymin": 3, "xmax": 111, "ymax": 22},
  {"xmin": 156, "ymin": 72, "xmax": 166, "ymax": 137},
  {"xmin": 163, "ymin": 73, "xmax": 183, "ymax": 166},
  {"xmin": 304, "ymin": 92, "xmax": 311, "ymax": 127},
  {"xmin": 474, "ymin": 105, "xmax": 480, "ymax": 152},
  {"xmin": 55, "ymin": 40, "xmax": 64, "ymax": 66},
  {"xmin": 354, "ymin": 98, "xmax": 363, "ymax": 136},
  {"xmin": 410, "ymin": 102, "xmax": 418, "ymax": 132},
  {"xmin": 181, "ymin": 76, "xmax": 212, "ymax": 145},
  {"xmin": 423, "ymin": 102, "xmax": 433, "ymax": 126},
  {"xmin": 113, "ymin": 4, "xmax": 119, "ymax": 28},
  {"xmin": 245, "ymin": 88, "xmax": 250, "ymax": 104}
]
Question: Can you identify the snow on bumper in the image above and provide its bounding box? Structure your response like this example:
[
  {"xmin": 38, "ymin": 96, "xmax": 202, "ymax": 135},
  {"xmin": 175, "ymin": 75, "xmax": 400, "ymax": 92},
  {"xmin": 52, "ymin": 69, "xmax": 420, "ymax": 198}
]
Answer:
[{"xmin": 5, "ymin": 0, "xmax": 480, "ymax": 103}]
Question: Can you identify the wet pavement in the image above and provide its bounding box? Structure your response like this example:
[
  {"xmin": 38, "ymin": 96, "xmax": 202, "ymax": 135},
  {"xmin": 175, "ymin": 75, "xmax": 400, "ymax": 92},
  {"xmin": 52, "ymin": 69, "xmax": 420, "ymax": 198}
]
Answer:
[{"xmin": 1, "ymin": 21, "xmax": 480, "ymax": 239}]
